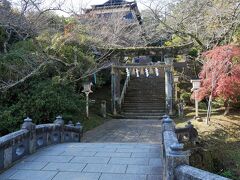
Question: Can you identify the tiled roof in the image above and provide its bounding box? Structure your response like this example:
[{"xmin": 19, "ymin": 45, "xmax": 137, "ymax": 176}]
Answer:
[{"xmin": 95, "ymin": 0, "xmax": 131, "ymax": 8}]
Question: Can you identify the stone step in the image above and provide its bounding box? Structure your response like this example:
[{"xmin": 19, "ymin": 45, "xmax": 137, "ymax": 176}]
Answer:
[
  {"xmin": 121, "ymin": 115, "xmax": 164, "ymax": 119},
  {"xmin": 123, "ymin": 101, "xmax": 165, "ymax": 104},
  {"xmin": 130, "ymin": 77, "xmax": 164, "ymax": 79},
  {"xmin": 125, "ymin": 94, "xmax": 165, "ymax": 99},
  {"xmin": 122, "ymin": 112, "xmax": 165, "ymax": 116},
  {"xmin": 122, "ymin": 108, "xmax": 165, "ymax": 113},
  {"xmin": 122, "ymin": 103, "xmax": 165, "ymax": 106},
  {"xmin": 124, "ymin": 98, "xmax": 165, "ymax": 101},
  {"xmin": 123, "ymin": 109, "xmax": 165, "ymax": 111},
  {"xmin": 126, "ymin": 90, "xmax": 165, "ymax": 93},
  {"xmin": 128, "ymin": 83, "xmax": 165, "ymax": 86},
  {"xmin": 128, "ymin": 84, "xmax": 165, "ymax": 86},
  {"xmin": 124, "ymin": 98, "xmax": 165, "ymax": 100},
  {"xmin": 129, "ymin": 81, "xmax": 165, "ymax": 83},
  {"xmin": 122, "ymin": 105, "xmax": 165, "ymax": 108},
  {"xmin": 121, "ymin": 75, "xmax": 166, "ymax": 118},
  {"xmin": 123, "ymin": 101, "xmax": 165, "ymax": 103},
  {"xmin": 129, "ymin": 81, "xmax": 164, "ymax": 83},
  {"xmin": 122, "ymin": 106, "xmax": 165, "ymax": 109},
  {"xmin": 125, "ymin": 95, "xmax": 165, "ymax": 98},
  {"xmin": 127, "ymin": 87, "xmax": 165, "ymax": 89},
  {"xmin": 123, "ymin": 106, "xmax": 165, "ymax": 109},
  {"xmin": 124, "ymin": 97, "xmax": 165, "ymax": 99},
  {"xmin": 126, "ymin": 91, "xmax": 165, "ymax": 93},
  {"xmin": 125, "ymin": 92, "xmax": 165, "ymax": 94},
  {"xmin": 123, "ymin": 101, "xmax": 166, "ymax": 107},
  {"xmin": 123, "ymin": 108, "xmax": 165, "ymax": 110},
  {"xmin": 126, "ymin": 91, "xmax": 165, "ymax": 94}
]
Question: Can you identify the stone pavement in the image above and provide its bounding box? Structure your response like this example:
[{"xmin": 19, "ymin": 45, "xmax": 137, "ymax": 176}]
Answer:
[
  {"xmin": 82, "ymin": 119, "xmax": 162, "ymax": 143},
  {"xmin": 0, "ymin": 119, "xmax": 163, "ymax": 180}
]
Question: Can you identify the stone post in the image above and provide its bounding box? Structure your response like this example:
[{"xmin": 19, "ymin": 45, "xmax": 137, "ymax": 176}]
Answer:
[
  {"xmin": 164, "ymin": 57, "xmax": 174, "ymax": 115},
  {"xmin": 115, "ymin": 68, "xmax": 121, "ymax": 100},
  {"xmin": 54, "ymin": 115, "xmax": 65, "ymax": 143},
  {"xmin": 76, "ymin": 122, "xmax": 83, "ymax": 141},
  {"xmin": 166, "ymin": 143, "xmax": 189, "ymax": 180},
  {"xmin": 101, "ymin": 100, "xmax": 107, "ymax": 118},
  {"xmin": 86, "ymin": 92, "xmax": 90, "ymax": 118},
  {"xmin": 21, "ymin": 117, "xmax": 36, "ymax": 154},
  {"xmin": 111, "ymin": 66, "xmax": 117, "ymax": 115},
  {"xmin": 162, "ymin": 116, "xmax": 190, "ymax": 180},
  {"xmin": 68, "ymin": 121, "xmax": 74, "ymax": 126}
]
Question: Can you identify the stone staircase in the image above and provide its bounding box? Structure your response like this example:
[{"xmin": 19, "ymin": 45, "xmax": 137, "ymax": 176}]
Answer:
[{"xmin": 121, "ymin": 75, "xmax": 166, "ymax": 119}]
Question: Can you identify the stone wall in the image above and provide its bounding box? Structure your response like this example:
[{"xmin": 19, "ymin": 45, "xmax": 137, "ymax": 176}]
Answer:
[
  {"xmin": 162, "ymin": 116, "xmax": 230, "ymax": 180},
  {"xmin": 0, "ymin": 116, "xmax": 83, "ymax": 172},
  {"xmin": 175, "ymin": 165, "xmax": 230, "ymax": 180}
]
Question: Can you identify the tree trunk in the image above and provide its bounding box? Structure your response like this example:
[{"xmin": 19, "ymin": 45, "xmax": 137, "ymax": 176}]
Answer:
[
  {"xmin": 3, "ymin": 41, "xmax": 8, "ymax": 53},
  {"xmin": 3, "ymin": 30, "xmax": 12, "ymax": 53},
  {"xmin": 206, "ymin": 94, "xmax": 212, "ymax": 125},
  {"xmin": 224, "ymin": 100, "xmax": 230, "ymax": 116}
]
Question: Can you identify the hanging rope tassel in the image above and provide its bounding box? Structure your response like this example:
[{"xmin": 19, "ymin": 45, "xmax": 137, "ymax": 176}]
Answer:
[
  {"xmin": 145, "ymin": 68, "xmax": 149, "ymax": 77},
  {"xmin": 155, "ymin": 67, "xmax": 159, "ymax": 76},
  {"xmin": 126, "ymin": 68, "xmax": 130, "ymax": 77},
  {"xmin": 136, "ymin": 68, "xmax": 140, "ymax": 77}
]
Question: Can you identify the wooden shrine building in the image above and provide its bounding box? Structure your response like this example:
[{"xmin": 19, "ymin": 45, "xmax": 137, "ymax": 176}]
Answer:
[{"xmin": 78, "ymin": 0, "xmax": 142, "ymax": 25}]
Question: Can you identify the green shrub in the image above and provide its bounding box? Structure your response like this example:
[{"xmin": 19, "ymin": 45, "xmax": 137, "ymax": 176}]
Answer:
[
  {"xmin": 220, "ymin": 170, "xmax": 238, "ymax": 179},
  {"xmin": 180, "ymin": 92, "xmax": 192, "ymax": 105},
  {"xmin": 198, "ymin": 102, "xmax": 207, "ymax": 110},
  {"xmin": 212, "ymin": 100, "xmax": 223, "ymax": 109},
  {"xmin": 0, "ymin": 78, "xmax": 85, "ymax": 136},
  {"xmin": 232, "ymin": 96, "xmax": 240, "ymax": 109},
  {"xmin": 188, "ymin": 47, "xmax": 198, "ymax": 57}
]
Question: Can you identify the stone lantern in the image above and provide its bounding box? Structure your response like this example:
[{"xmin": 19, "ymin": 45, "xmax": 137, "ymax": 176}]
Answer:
[
  {"xmin": 82, "ymin": 82, "xmax": 93, "ymax": 118},
  {"xmin": 191, "ymin": 79, "xmax": 201, "ymax": 119},
  {"xmin": 191, "ymin": 79, "xmax": 201, "ymax": 91}
]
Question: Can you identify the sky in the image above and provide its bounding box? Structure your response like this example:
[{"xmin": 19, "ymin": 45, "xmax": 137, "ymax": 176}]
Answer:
[
  {"xmin": 10, "ymin": 0, "xmax": 148, "ymax": 16},
  {"xmin": 74, "ymin": 0, "xmax": 146, "ymax": 10}
]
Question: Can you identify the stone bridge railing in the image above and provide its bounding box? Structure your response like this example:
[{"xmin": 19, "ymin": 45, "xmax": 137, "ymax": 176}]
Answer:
[
  {"xmin": 162, "ymin": 116, "xmax": 230, "ymax": 180},
  {"xmin": 0, "ymin": 116, "xmax": 83, "ymax": 172}
]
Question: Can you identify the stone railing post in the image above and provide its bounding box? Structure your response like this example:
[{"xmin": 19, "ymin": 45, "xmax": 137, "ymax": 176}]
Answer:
[
  {"xmin": 166, "ymin": 143, "xmax": 189, "ymax": 180},
  {"xmin": 68, "ymin": 121, "xmax": 74, "ymax": 126},
  {"xmin": 76, "ymin": 122, "xmax": 83, "ymax": 141},
  {"xmin": 21, "ymin": 117, "xmax": 36, "ymax": 154},
  {"xmin": 162, "ymin": 116, "xmax": 190, "ymax": 180},
  {"xmin": 54, "ymin": 115, "xmax": 65, "ymax": 143}
]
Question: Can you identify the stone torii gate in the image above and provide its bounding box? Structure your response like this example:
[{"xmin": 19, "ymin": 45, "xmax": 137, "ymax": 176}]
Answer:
[{"xmin": 104, "ymin": 42, "xmax": 193, "ymax": 115}]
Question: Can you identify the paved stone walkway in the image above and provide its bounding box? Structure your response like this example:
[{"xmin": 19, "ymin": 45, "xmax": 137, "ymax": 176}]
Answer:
[
  {"xmin": 82, "ymin": 119, "xmax": 162, "ymax": 143},
  {"xmin": 0, "ymin": 119, "xmax": 163, "ymax": 180}
]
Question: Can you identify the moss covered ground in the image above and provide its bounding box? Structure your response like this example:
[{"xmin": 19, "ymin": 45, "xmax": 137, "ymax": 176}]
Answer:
[{"xmin": 174, "ymin": 107, "xmax": 240, "ymax": 179}]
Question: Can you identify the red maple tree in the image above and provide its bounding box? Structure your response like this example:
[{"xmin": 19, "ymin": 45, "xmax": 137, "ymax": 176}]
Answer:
[{"xmin": 196, "ymin": 45, "xmax": 240, "ymax": 116}]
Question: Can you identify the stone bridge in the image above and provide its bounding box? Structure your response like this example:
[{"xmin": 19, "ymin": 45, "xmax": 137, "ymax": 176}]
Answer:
[{"xmin": 0, "ymin": 116, "xmax": 229, "ymax": 180}]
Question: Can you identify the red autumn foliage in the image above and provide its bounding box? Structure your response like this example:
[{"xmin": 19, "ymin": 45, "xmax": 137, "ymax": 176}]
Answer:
[{"xmin": 196, "ymin": 45, "xmax": 240, "ymax": 102}]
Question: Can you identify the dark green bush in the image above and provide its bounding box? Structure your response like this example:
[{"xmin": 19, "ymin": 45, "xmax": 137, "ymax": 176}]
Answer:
[
  {"xmin": 232, "ymin": 96, "xmax": 240, "ymax": 109},
  {"xmin": 220, "ymin": 170, "xmax": 238, "ymax": 179},
  {"xmin": 198, "ymin": 102, "xmax": 207, "ymax": 110},
  {"xmin": 0, "ymin": 78, "xmax": 85, "ymax": 136},
  {"xmin": 180, "ymin": 92, "xmax": 192, "ymax": 105}
]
